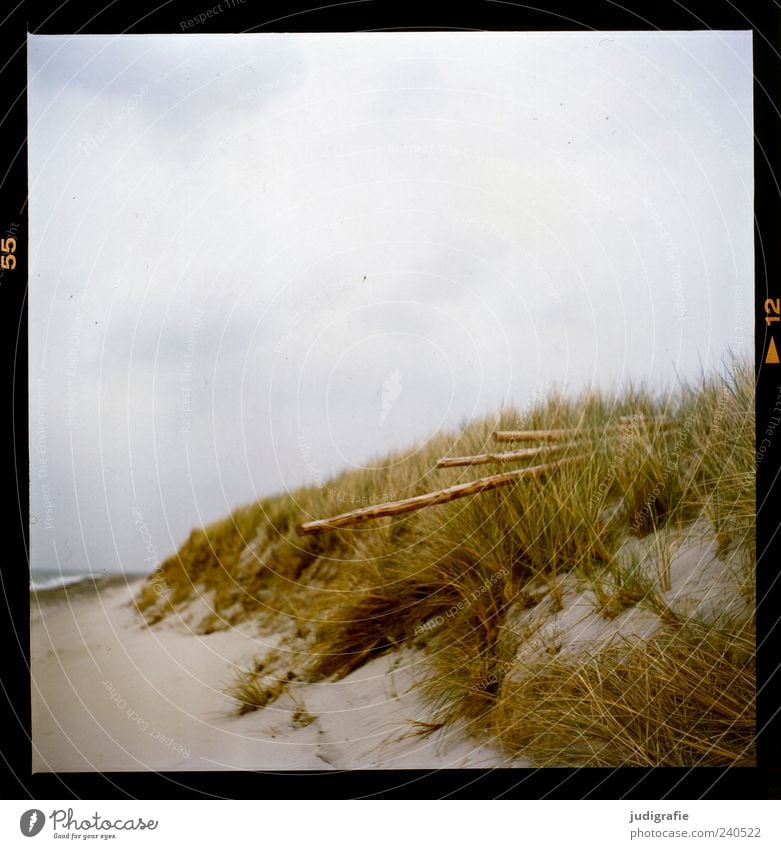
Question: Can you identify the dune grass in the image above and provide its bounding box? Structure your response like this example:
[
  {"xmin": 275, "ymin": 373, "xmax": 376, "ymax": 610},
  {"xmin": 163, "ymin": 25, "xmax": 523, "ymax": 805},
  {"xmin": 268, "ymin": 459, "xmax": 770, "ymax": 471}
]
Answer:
[
  {"xmin": 136, "ymin": 355, "xmax": 755, "ymax": 764},
  {"xmin": 493, "ymin": 614, "xmax": 755, "ymax": 767}
]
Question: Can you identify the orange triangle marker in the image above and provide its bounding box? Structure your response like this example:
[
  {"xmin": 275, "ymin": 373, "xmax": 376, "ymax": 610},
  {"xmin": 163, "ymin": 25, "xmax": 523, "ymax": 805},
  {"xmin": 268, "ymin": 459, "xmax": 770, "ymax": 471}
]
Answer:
[{"xmin": 767, "ymin": 337, "xmax": 780, "ymax": 364}]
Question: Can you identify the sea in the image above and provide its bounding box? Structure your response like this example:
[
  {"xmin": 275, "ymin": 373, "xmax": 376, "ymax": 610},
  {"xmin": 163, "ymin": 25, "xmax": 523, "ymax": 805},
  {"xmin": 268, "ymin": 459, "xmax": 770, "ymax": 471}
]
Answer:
[{"xmin": 29, "ymin": 569, "xmax": 145, "ymax": 592}]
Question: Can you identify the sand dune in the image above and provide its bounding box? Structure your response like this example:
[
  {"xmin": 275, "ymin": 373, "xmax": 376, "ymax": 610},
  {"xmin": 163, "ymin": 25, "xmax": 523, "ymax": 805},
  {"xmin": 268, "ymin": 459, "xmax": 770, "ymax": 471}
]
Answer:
[
  {"xmin": 31, "ymin": 517, "xmax": 748, "ymax": 771},
  {"xmin": 31, "ymin": 579, "xmax": 528, "ymax": 771}
]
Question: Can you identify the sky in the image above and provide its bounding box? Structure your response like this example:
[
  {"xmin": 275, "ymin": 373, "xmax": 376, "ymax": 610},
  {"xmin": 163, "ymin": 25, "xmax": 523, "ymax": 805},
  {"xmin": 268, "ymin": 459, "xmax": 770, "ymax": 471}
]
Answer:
[{"xmin": 28, "ymin": 31, "xmax": 753, "ymax": 576}]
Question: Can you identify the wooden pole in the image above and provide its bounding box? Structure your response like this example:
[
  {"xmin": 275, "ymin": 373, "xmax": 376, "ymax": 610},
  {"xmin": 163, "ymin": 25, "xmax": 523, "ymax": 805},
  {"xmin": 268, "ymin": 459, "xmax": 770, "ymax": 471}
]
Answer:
[
  {"xmin": 494, "ymin": 428, "xmax": 587, "ymax": 442},
  {"xmin": 296, "ymin": 455, "xmax": 585, "ymax": 536},
  {"xmin": 493, "ymin": 421, "xmax": 676, "ymax": 442},
  {"xmin": 435, "ymin": 442, "xmax": 577, "ymax": 468}
]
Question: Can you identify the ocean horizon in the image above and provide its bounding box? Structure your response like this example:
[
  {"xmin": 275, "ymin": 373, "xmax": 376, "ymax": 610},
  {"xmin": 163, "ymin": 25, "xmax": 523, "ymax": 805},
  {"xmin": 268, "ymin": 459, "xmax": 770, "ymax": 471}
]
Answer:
[{"xmin": 30, "ymin": 569, "xmax": 149, "ymax": 592}]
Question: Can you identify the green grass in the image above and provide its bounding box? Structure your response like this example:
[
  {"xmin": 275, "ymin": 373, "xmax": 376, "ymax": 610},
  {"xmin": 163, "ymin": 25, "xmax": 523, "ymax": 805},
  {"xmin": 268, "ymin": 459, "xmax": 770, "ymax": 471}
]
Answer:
[{"xmin": 136, "ymin": 354, "xmax": 755, "ymax": 764}]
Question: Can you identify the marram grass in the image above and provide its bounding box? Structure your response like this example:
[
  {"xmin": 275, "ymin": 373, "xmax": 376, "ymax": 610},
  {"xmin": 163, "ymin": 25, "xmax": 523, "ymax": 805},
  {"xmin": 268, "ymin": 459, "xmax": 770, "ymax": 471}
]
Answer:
[{"xmin": 136, "ymin": 355, "xmax": 755, "ymax": 766}]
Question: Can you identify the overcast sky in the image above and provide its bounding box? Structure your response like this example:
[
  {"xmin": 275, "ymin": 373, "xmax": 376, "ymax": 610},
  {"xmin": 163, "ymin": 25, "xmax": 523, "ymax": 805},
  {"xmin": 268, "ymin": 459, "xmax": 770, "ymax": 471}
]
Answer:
[{"xmin": 28, "ymin": 31, "xmax": 753, "ymax": 576}]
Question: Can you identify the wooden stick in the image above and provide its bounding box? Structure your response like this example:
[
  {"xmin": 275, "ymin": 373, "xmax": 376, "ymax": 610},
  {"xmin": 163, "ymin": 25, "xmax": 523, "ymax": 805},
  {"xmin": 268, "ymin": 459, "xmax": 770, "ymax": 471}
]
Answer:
[
  {"xmin": 436, "ymin": 442, "xmax": 577, "ymax": 468},
  {"xmin": 296, "ymin": 455, "xmax": 586, "ymax": 536},
  {"xmin": 493, "ymin": 421, "xmax": 677, "ymax": 442},
  {"xmin": 494, "ymin": 428, "xmax": 587, "ymax": 442}
]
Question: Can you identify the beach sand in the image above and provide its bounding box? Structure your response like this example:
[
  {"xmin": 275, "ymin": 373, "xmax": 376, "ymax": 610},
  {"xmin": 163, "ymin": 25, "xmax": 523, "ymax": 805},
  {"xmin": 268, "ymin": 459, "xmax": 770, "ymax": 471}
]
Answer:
[
  {"xmin": 31, "ymin": 517, "xmax": 747, "ymax": 772},
  {"xmin": 31, "ymin": 578, "xmax": 527, "ymax": 772}
]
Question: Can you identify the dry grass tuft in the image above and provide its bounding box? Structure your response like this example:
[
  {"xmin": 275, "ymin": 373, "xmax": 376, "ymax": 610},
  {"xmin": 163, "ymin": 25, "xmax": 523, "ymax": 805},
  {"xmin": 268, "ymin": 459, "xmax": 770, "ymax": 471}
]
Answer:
[
  {"xmin": 229, "ymin": 671, "xmax": 286, "ymax": 716},
  {"xmin": 494, "ymin": 614, "xmax": 755, "ymax": 767}
]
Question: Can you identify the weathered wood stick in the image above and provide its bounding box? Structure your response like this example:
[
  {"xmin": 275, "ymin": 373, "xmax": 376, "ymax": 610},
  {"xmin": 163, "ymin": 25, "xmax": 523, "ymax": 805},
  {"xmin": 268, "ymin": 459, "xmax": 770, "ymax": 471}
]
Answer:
[
  {"xmin": 494, "ymin": 428, "xmax": 593, "ymax": 442},
  {"xmin": 436, "ymin": 442, "xmax": 577, "ymax": 468},
  {"xmin": 296, "ymin": 455, "xmax": 586, "ymax": 536},
  {"xmin": 493, "ymin": 421, "xmax": 676, "ymax": 442}
]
